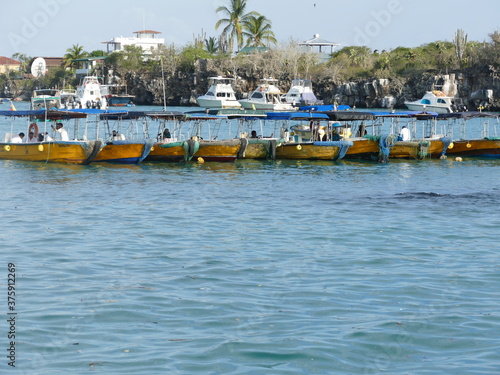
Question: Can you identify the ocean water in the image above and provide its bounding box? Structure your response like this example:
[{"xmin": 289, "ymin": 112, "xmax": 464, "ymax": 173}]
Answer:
[{"xmin": 1, "ymin": 104, "xmax": 500, "ymax": 374}]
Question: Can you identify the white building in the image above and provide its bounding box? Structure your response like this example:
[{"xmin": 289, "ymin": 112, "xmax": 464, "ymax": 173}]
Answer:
[
  {"xmin": 103, "ymin": 30, "xmax": 165, "ymax": 56},
  {"xmin": 299, "ymin": 34, "xmax": 340, "ymax": 62}
]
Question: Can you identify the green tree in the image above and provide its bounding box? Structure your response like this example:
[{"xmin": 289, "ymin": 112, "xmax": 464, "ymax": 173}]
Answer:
[
  {"xmin": 242, "ymin": 15, "xmax": 277, "ymax": 47},
  {"xmin": 215, "ymin": 0, "xmax": 260, "ymax": 52},
  {"xmin": 11, "ymin": 53, "xmax": 32, "ymax": 74},
  {"xmin": 63, "ymin": 44, "xmax": 88, "ymax": 68},
  {"xmin": 120, "ymin": 45, "xmax": 145, "ymax": 71},
  {"xmin": 204, "ymin": 37, "xmax": 219, "ymax": 54},
  {"xmin": 88, "ymin": 50, "xmax": 108, "ymax": 57}
]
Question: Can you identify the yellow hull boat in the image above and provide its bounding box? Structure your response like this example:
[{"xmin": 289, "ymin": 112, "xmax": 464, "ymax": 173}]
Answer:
[{"xmin": 0, "ymin": 141, "xmax": 101, "ymax": 164}]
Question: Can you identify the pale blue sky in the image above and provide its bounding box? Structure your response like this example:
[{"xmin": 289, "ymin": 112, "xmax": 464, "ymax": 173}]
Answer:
[{"xmin": 2, "ymin": 0, "xmax": 499, "ymax": 58}]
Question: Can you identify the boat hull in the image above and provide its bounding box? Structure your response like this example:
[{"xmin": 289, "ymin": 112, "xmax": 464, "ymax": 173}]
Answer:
[
  {"xmin": 196, "ymin": 97, "xmax": 241, "ymax": 109},
  {"xmin": 344, "ymin": 138, "xmax": 380, "ymax": 159},
  {"xmin": 241, "ymin": 139, "xmax": 277, "ymax": 159},
  {"xmin": 404, "ymin": 103, "xmax": 451, "ymax": 114},
  {"xmin": 275, "ymin": 142, "xmax": 341, "ymax": 160},
  {"xmin": 446, "ymin": 139, "xmax": 500, "ymax": 158},
  {"xmin": 239, "ymin": 100, "xmax": 293, "ymax": 111},
  {"xmin": 94, "ymin": 140, "xmax": 153, "ymax": 164},
  {"xmin": 0, "ymin": 141, "xmax": 100, "ymax": 164},
  {"xmin": 146, "ymin": 140, "xmax": 199, "ymax": 162},
  {"xmin": 194, "ymin": 140, "xmax": 241, "ymax": 162}
]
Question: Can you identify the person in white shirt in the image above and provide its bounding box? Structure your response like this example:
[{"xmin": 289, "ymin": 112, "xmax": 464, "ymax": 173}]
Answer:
[
  {"xmin": 27, "ymin": 131, "xmax": 38, "ymax": 143},
  {"xmin": 400, "ymin": 126, "xmax": 411, "ymax": 141},
  {"xmin": 10, "ymin": 132, "xmax": 24, "ymax": 143},
  {"xmin": 110, "ymin": 130, "xmax": 126, "ymax": 141},
  {"xmin": 52, "ymin": 123, "xmax": 69, "ymax": 141}
]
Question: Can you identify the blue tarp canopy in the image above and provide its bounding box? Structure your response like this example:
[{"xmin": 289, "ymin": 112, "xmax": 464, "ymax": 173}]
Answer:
[{"xmin": 0, "ymin": 110, "xmax": 45, "ymax": 117}]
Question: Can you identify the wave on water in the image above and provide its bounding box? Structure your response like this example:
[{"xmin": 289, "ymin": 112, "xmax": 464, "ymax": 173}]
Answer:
[{"xmin": 394, "ymin": 191, "xmax": 500, "ymax": 202}]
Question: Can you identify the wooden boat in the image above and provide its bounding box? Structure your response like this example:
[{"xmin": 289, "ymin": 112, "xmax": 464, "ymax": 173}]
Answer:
[
  {"xmin": 0, "ymin": 109, "xmax": 101, "ymax": 164},
  {"xmin": 446, "ymin": 138, "xmax": 500, "ymax": 157},
  {"xmin": 265, "ymin": 111, "xmax": 352, "ymax": 160},
  {"xmin": 438, "ymin": 112, "xmax": 500, "ymax": 158}
]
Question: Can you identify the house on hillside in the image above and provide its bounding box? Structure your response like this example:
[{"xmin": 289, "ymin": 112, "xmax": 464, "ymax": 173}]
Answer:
[
  {"xmin": 0, "ymin": 57, "xmax": 21, "ymax": 74},
  {"xmin": 103, "ymin": 30, "xmax": 165, "ymax": 57}
]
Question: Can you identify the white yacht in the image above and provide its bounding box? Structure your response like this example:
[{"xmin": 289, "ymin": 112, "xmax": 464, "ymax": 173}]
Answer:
[
  {"xmin": 76, "ymin": 76, "xmax": 108, "ymax": 109},
  {"xmin": 239, "ymin": 78, "xmax": 294, "ymax": 111},
  {"xmin": 404, "ymin": 90, "xmax": 454, "ymax": 114},
  {"xmin": 196, "ymin": 77, "xmax": 241, "ymax": 108},
  {"xmin": 282, "ymin": 79, "xmax": 323, "ymax": 107}
]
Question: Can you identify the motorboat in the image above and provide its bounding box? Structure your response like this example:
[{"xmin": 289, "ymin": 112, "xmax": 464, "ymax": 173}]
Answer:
[
  {"xmin": 404, "ymin": 90, "xmax": 456, "ymax": 114},
  {"xmin": 31, "ymin": 89, "xmax": 62, "ymax": 110},
  {"xmin": 196, "ymin": 77, "xmax": 241, "ymax": 109},
  {"xmin": 238, "ymin": 78, "xmax": 294, "ymax": 111},
  {"xmin": 0, "ymin": 109, "xmax": 101, "ymax": 164},
  {"xmin": 103, "ymin": 84, "xmax": 135, "ymax": 107},
  {"xmin": 60, "ymin": 89, "xmax": 78, "ymax": 109},
  {"xmin": 76, "ymin": 76, "xmax": 108, "ymax": 109},
  {"xmin": 282, "ymin": 79, "xmax": 323, "ymax": 107}
]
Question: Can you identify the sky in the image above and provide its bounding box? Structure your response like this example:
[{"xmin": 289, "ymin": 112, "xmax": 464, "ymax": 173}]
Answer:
[{"xmin": 2, "ymin": 0, "xmax": 499, "ymax": 58}]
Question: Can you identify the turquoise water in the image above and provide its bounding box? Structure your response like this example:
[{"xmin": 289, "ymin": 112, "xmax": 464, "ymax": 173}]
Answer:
[{"xmin": 1, "ymin": 104, "xmax": 500, "ymax": 374}]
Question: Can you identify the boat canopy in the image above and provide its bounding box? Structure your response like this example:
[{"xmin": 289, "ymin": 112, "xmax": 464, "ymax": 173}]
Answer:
[
  {"xmin": 299, "ymin": 104, "xmax": 351, "ymax": 111},
  {"xmin": 320, "ymin": 111, "xmax": 375, "ymax": 121},
  {"xmin": 436, "ymin": 111, "xmax": 499, "ymax": 120},
  {"xmin": 265, "ymin": 112, "xmax": 329, "ymax": 121},
  {"xmin": 373, "ymin": 111, "xmax": 438, "ymax": 120},
  {"xmin": 0, "ymin": 110, "xmax": 46, "ymax": 117}
]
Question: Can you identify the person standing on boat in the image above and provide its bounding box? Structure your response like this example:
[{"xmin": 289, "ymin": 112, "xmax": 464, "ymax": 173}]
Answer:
[
  {"xmin": 52, "ymin": 123, "xmax": 69, "ymax": 141},
  {"xmin": 10, "ymin": 132, "xmax": 24, "ymax": 143}
]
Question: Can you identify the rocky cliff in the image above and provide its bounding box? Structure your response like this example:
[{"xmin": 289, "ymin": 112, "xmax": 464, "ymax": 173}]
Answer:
[{"xmin": 122, "ymin": 62, "xmax": 500, "ymax": 111}]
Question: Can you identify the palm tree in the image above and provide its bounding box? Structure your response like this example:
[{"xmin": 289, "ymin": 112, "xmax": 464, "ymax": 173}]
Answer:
[
  {"xmin": 215, "ymin": 0, "xmax": 260, "ymax": 52},
  {"xmin": 63, "ymin": 44, "xmax": 88, "ymax": 68},
  {"xmin": 242, "ymin": 15, "xmax": 277, "ymax": 47},
  {"xmin": 205, "ymin": 37, "xmax": 219, "ymax": 54}
]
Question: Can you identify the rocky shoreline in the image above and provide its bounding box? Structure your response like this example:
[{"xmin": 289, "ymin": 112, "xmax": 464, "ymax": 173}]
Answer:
[
  {"xmin": 6, "ymin": 62, "xmax": 500, "ymax": 112},
  {"xmin": 122, "ymin": 63, "xmax": 500, "ymax": 111}
]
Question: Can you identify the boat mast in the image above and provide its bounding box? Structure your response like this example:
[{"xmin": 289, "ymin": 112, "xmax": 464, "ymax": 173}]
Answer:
[{"xmin": 160, "ymin": 57, "xmax": 167, "ymax": 111}]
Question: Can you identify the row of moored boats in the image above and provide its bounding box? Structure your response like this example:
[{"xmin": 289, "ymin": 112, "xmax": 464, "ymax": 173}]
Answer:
[{"xmin": 1, "ymin": 106, "xmax": 499, "ymax": 165}]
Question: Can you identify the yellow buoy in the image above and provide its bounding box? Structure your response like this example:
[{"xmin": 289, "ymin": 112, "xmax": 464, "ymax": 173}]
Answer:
[
  {"xmin": 455, "ymin": 157, "xmax": 463, "ymax": 162},
  {"xmin": 448, "ymin": 142, "xmax": 454, "ymax": 149},
  {"xmin": 38, "ymin": 144, "xmax": 44, "ymax": 152},
  {"xmin": 466, "ymin": 143, "xmax": 471, "ymax": 148},
  {"xmin": 151, "ymin": 146, "xmax": 154, "ymax": 151},
  {"xmin": 4, "ymin": 145, "xmax": 11, "ymax": 151},
  {"xmin": 296, "ymin": 145, "xmax": 302, "ymax": 150},
  {"xmin": 197, "ymin": 157, "xmax": 205, "ymax": 163}
]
